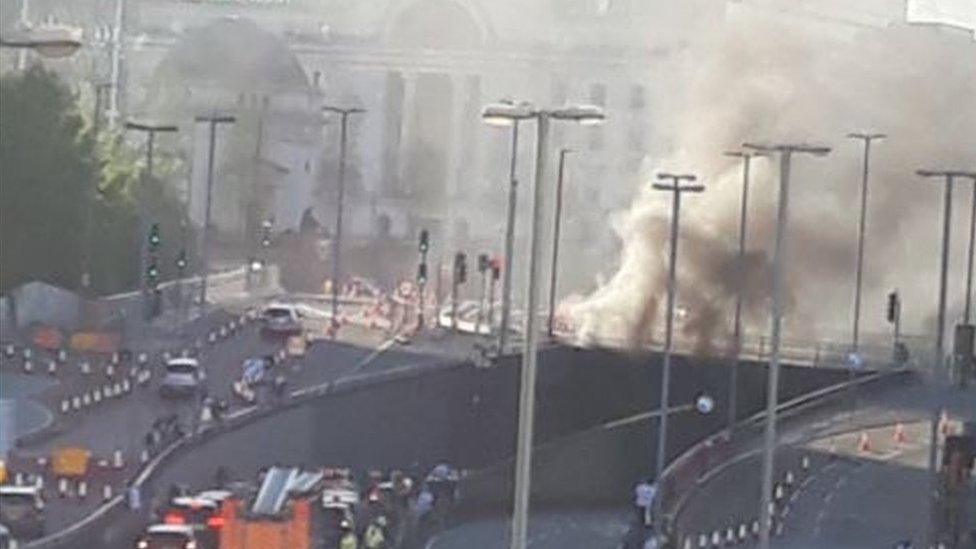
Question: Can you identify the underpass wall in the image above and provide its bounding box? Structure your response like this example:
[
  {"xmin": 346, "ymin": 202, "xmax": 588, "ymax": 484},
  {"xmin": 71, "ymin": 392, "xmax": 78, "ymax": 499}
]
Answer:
[{"xmin": 30, "ymin": 346, "xmax": 855, "ymax": 548}]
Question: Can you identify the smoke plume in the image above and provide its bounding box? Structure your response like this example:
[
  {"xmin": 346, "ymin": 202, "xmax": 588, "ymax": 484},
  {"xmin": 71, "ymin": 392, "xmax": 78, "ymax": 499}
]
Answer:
[{"xmin": 570, "ymin": 15, "xmax": 976, "ymax": 352}]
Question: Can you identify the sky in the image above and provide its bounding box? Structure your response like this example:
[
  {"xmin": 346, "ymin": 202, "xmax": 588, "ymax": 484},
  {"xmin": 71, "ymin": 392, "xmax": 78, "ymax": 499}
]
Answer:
[{"xmin": 908, "ymin": 0, "xmax": 976, "ymax": 37}]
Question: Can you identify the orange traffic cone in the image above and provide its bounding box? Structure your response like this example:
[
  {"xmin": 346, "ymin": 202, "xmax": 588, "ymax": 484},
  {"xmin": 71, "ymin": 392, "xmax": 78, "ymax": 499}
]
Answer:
[
  {"xmin": 893, "ymin": 423, "xmax": 908, "ymax": 445},
  {"xmin": 857, "ymin": 432, "xmax": 871, "ymax": 454}
]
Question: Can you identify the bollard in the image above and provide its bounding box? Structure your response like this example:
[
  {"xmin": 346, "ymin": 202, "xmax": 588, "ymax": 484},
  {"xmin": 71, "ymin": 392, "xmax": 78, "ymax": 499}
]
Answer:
[
  {"xmin": 785, "ymin": 470, "xmax": 795, "ymax": 487},
  {"xmin": 106, "ymin": 364, "xmax": 115, "ymax": 378},
  {"xmin": 35, "ymin": 474, "xmax": 44, "ymax": 490},
  {"xmin": 82, "ymin": 392, "xmax": 91, "ymax": 407},
  {"xmin": 4, "ymin": 344, "xmax": 14, "ymax": 357},
  {"xmin": 122, "ymin": 379, "xmax": 131, "ymax": 393},
  {"xmin": 57, "ymin": 349, "xmax": 68, "ymax": 362},
  {"xmin": 208, "ymin": 332, "xmax": 216, "ymax": 343},
  {"xmin": 774, "ymin": 483, "xmax": 784, "ymax": 501},
  {"xmin": 58, "ymin": 477, "xmax": 68, "ymax": 498},
  {"xmin": 23, "ymin": 348, "xmax": 32, "ymax": 360},
  {"xmin": 112, "ymin": 448, "xmax": 124, "ymax": 469},
  {"xmin": 752, "ymin": 520, "xmax": 760, "ymax": 537},
  {"xmin": 72, "ymin": 396, "xmax": 82, "ymax": 410},
  {"xmin": 699, "ymin": 534, "xmax": 708, "ymax": 548},
  {"xmin": 140, "ymin": 448, "xmax": 149, "ymax": 464},
  {"xmin": 14, "ymin": 473, "xmax": 24, "ymax": 486},
  {"xmin": 103, "ymin": 384, "xmax": 113, "ymax": 398},
  {"xmin": 137, "ymin": 352, "xmax": 148, "ymax": 365},
  {"xmin": 219, "ymin": 327, "xmax": 228, "ymax": 338},
  {"xmin": 48, "ymin": 360, "xmax": 57, "ymax": 375},
  {"xmin": 801, "ymin": 455, "xmax": 810, "ymax": 471},
  {"xmin": 683, "ymin": 537, "xmax": 693, "ymax": 549},
  {"xmin": 726, "ymin": 528, "xmax": 735, "ymax": 544},
  {"xmin": 23, "ymin": 360, "xmax": 33, "ymax": 373},
  {"xmin": 61, "ymin": 399, "xmax": 70, "ymax": 413},
  {"xmin": 710, "ymin": 531, "xmax": 721, "ymax": 547},
  {"xmin": 162, "ymin": 351, "xmax": 172, "ymax": 362},
  {"xmin": 111, "ymin": 352, "xmax": 120, "ymax": 365},
  {"xmin": 93, "ymin": 389, "xmax": 102, "ymax": 403},
  {"xmin": 80, "ymin": 361, "xmax": 91, "ymax": 375},
  {"xmin": 738, "ymin": 524, "xmax": 748, "ymax": 540},
  {"xmin": 78, "ymin": 479, "xmax": 88, "ymax": 499},
  {"xmin": 103, "ymin": 483, "xmax": 113, "ymax": 501}
]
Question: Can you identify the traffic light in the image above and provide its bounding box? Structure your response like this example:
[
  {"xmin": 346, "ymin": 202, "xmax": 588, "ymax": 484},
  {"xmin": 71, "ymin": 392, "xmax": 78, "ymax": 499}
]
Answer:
[
  {"xmin": 148, "ymin": 223, "xmax": 161, "ymax": 250},
  {"xmin": 260, "ymin": 219, "xmax": 273, "ymax": 248},
  {"xmin": 175, "ymin": 249, "xmax": 187, "ymax": 271},
  {"xmin": 887, "ymin": 291, "xmax": 899, "ymax": 323},
  {"xmin": 478, "ymin": 253, "xmax": 490, "ymax": 273},
  {"xmin": 454, "ymin": 252, "xmax": 467, "ymax": 284},
  {"xmin": 417, "ymin": 263, "xmax": 428, "ymax": 285},
  {"xmin": 419, "ymin": 229, "xmax": 430, "ymax": 253}
]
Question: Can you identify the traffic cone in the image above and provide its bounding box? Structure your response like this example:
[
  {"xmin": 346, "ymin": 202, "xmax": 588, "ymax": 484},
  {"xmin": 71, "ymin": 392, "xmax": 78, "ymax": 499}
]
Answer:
[
  {"xmin": 857, "ymin": 432, "xmax": 871, "ymax": 454},
  {"xmin": 893, "ymin": 423, "xmax": 908, "ymax": 445}
]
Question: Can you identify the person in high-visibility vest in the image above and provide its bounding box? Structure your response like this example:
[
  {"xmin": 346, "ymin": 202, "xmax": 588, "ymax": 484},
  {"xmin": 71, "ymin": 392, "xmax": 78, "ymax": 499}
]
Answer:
[
  {"xmin": 363, "ymin": 516, "xmax": 387, "ymax": 549},
  {"xmin": 338, "ymin": 519, "xmax": 358, "ymax": 549}
]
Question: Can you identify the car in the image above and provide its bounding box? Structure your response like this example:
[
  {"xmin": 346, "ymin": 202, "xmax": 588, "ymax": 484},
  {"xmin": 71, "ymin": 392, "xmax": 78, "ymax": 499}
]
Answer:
[
  {"xmin": 260, "ymin": 304, "xmax": 303, "ymax": 337},
  {"xmin": 240, "ymin": 357, "xmax": 271, "ymax": 386},
  {"xmin": 160, "ymin": 358, "xmax": 206, "ymax": 398},
  {"xmin": 0, "ymin": 486, "xmax": 44, "ymax": 541},
  {"xmin": 135, "ymin": 523, "xmax": 198, "ymax": 549},
  {"xmin": 162, "ymin": 496, "xmax": 222, "ymax": 547}
]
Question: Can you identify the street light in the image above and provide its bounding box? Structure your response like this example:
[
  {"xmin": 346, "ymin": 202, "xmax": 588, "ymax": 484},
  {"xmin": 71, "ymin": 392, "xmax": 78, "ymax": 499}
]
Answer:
[
  {"xmin": 722, "ymin": 150, "xmax": 767, "ymax": 433},
  {"xmin": 194, "ymin": 113, "xmax": 236, "ymax": 311},
  {"xmin": 548, "ymin": 148, "xmax": 575, "ymax": 337},
  {"xmin": 650, "ymin": 173, "xmax": 705, "ymax": 497},
  {"xmin": 481, "ymin": 101, "xmax": 604, "ymax": 549},
  {"xmin": 322, "ymin": 105, "xmax": 366, "ymax": 335},
  {"xmin": 125, "ymin": 120, "xmax": 179, "ymax": 317},
  {"xmin": 483, "ymin": 99, "xmax": 531, "ymax": 354},
  {"xmin": 744, "ymin": 142, "xmax": 830, "ymax": 549},
  {"xmin": 959, "ymin": 173, "xmax": 976, "ymax": 325},
  {"xmin": 846, "ymin": 133, "xmax": 886, "ymax": 352},
  {"xmin": 916, "ymin": 168, "xmax": 976, "ymax": 547}
]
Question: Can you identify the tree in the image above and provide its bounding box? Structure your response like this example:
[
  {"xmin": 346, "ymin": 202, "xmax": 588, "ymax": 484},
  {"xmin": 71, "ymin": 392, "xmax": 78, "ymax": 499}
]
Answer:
[{"xmin": 0, "ymin": 66, "xmax": 92, "ymax": 293}]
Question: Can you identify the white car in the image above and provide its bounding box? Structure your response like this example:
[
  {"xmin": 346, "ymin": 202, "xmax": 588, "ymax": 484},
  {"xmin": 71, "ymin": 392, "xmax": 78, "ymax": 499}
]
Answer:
[
  {"xmin": 260, "ymin": 304, "xmax": 303, "ymax": 337},
  {"xmin": 136, "ymin": 523, "xmax": 198, "ymax": 549},
  {"xmin": 160, "ymin": 358, "xmax": 206, "ymax": 398}
]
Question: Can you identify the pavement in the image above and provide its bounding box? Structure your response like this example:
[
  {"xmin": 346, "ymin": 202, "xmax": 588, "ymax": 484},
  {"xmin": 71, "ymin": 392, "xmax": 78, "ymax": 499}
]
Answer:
[{"xmin": 674, "ymin": 375, "xmax": 976, "ymax": 549}]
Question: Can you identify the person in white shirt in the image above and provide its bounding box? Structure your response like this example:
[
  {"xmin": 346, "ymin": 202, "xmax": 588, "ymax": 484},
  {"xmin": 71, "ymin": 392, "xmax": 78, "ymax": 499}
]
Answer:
[{"xmin": 634, "ymin": 479, "xmax": 657, "ymax": 526}]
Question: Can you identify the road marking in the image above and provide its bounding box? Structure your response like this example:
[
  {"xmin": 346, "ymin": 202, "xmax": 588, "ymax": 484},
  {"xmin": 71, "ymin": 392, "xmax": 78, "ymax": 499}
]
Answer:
[{"xmin": 353, "ymin": 338, "xmax": 396, "ymax": 371}]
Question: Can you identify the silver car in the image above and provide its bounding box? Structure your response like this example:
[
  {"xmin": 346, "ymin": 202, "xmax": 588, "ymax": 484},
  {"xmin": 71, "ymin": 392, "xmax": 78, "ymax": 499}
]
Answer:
[
  {"xmin": 160, "ymin": 358, "xmax": 205, "ymax": 398},
  {"xmin": 260, "ymin": 304, "xmax": 303, "ymax": 336}
]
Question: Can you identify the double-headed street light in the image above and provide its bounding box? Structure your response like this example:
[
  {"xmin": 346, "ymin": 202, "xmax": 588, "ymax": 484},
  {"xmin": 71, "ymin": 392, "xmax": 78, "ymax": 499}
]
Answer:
[
  {"xmin": 651, "ymin": 173, "xmax": 704, "ymax": 497},
  {"xmin": 483, "ymin": 99, "xmax": 531, "ymax": 354},
  {"xmin": 322, "ymin": 105, "xmax": 366, "ymax": 334},
  {"xmin": 915, "ymin": 168, "xmax": 976, "ymax": 547},
  {"xmin": 744, "ymin": 142, "xmax": 830, "ymax": 549},
  {"xmin": 723, "ymin": 150, "xmax": 767, "ymax": 433},
  {"xmin": 846, "ymin": 133, "xmax": 886, "ymax": 353},
  {"xmin": 194, "ymin": 113, "xmax": 236, "ymax": 310},
  {"xmin": 481, "ymin": 101, "xmax": 604, "ymax": 549}
]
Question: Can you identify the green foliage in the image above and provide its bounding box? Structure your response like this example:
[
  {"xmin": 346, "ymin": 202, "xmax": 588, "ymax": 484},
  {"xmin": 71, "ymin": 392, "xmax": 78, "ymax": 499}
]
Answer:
[{"xmin": 0, "ymin": 66, "xmax": 193, "ymax": 296}]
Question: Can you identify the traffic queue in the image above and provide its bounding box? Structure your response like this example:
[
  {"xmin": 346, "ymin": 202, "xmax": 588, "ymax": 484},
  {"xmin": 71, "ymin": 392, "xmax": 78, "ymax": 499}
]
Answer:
[{"xmin": 133, "ymin": 461, "xmax": 460, "ymax": 549}]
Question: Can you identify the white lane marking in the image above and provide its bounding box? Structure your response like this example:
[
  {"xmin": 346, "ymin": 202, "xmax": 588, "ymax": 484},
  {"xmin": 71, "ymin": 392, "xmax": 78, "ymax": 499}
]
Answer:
[{"xmin": 353, "ymin": 338, "xmax": 396, "ymax": 371}]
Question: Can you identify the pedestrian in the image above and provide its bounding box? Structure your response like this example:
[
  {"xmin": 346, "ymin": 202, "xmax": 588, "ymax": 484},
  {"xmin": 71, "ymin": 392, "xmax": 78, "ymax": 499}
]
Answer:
[
  {"xmin": 338, "ymin": 519, "xmax": 358, "ymax": 549},
  {"xmin": 363, "ymin": 516, "xmax": 387, "ymax": 549},
  {"xmin": 634, "ymin": 479, "xmax": 656, "ymax": 526}
]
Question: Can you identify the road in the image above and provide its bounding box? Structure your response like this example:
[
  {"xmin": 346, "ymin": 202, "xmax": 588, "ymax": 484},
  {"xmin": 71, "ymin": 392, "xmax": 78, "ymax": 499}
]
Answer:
[
  {"xmin": 7, "ymin": 307, "xmax": 456, "ymax": 538},
  {"xmin": 673, "ymin": 376, "xmax": 976, "ymax": 549},
  {"xmin": 428, "ymin": 508, "xmax": 632, "ymax": 549}
]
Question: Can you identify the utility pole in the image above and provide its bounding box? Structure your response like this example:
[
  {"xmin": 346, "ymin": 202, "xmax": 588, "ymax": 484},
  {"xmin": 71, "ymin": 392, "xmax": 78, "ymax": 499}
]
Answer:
[
  {"xmin": 723, "ymin": 150, "xmax": 765, "ymax": 433},
  {"xmin": 847, "ymin": 133, "xmax": 886, "ymax": 352},
  {"xmin": 124, "ymin": 121, "xmax": 178, "ymax": 318},
  {"xmin": 961, "ymin": 174, "xmax": 976, "ymax": 324},
  {"xmin": 745, "ymin": 143, "xmax": 831, "ymax": 549},
  {"xmin": 547, "ymin": 148, "xmax": 574, "ymax": 337},
  {"xmin": 916, "ymin": 168, "xmax": 976, "ymax": 547},
  {"xmin": 651, "ymin": 174, "xmax": 705, "ymax": 498},
  {"xmin": 451, "ymin": 252, "xmax": 467, "ymax": 332},
  {"xmin": 498, "ymin": 117, "xmax": 521, "ymax": 353},
  {"xmin": 476, "ymin": 254, "xmax": 490, "ymax": 335},
  {"xmin": 81, "ymin": 83, "xmax": 113, "ymax": 293},
  {"xmin": 488, "ymin": 259, "xmax": 500, "ymax": 335},
  {"xmin": 194, "ymin": 113, "xmax": 236, "ymax": 311},
  {"xmin": 321, "ymin": 105, "xmax": 365, "ymax": 336}
]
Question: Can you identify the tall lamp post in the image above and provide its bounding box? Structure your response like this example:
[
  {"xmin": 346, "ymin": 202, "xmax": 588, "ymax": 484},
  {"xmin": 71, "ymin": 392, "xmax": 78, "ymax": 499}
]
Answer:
[
  {"xmin": 125, "ymin": 120, "xmax": 178, "ymax": 315},
  {"xmin": 547, "ymin": 148, "xmax": 575, "ymax": 337},
  {"xmin": 651, "ymin": 174, "xmax": 705, "ymax": 494},
  {"xmin": 194, "ymin": 113, "xmax": 236, "ymax": 311},
  {"xmin": 322, "ymin": 105, "xmax": 365, "ymax": 334},
  {"xmin": 846, "ymin": 133, "xmax": 886, "ymax": 352},
  {"xmin": 961, "ymin": 173, "xmax": 976, "ymax": 325},
  {"xmin": 722, "ymin": 150, "xmax": 766, "ymax": 433},
  {"xmin": 483, "ymin": 100, "xmax": 531, "ymax": 354},
  {"xmin": 481, "ymin": 102, "xmax": 604, "ymax": 549},
  {"xmin": 744, "ymin": 142, "xmax": 830, "ymax": 549},
  {"xmin": 916, "ymin": 168, "xmax": 976, "ymax": 546}
]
